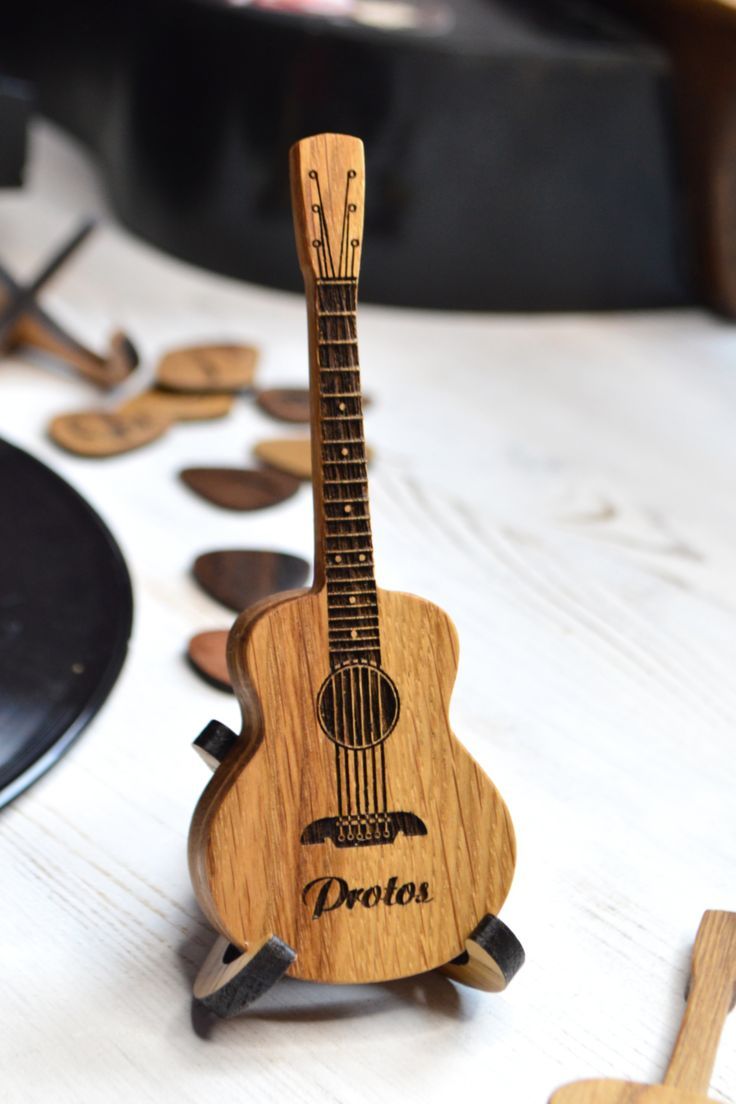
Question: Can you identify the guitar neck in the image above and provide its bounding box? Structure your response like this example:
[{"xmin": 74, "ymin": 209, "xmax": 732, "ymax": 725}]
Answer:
[{"xmin": 290, "ymin": 134, "xmax": 379, "ymax": 669}]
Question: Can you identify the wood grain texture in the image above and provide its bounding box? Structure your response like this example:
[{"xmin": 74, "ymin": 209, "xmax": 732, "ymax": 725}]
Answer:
[
  {"xmin": 180, "ymin": 467, "xmax": 300, "ymax": 510},
  {"xmin": 48, "ymin": 409, "xmax": 171, "ymax": 456},
  {"xmin": 441, "ymin": 912, "xmax": 525, "ymax": 992},
  {"xmin": 120, "ymin": 388, "xmax": 233, "ymax": 422},
  {"xmin": 254, "ymin": 437, "xmax": 313, "ymax": 480},
  {"xmin": 256, "ymin": 387, "xmax": 371, "ymax": 424},
  {"xmin": 188, "ymin": 134, "xmax": 518, "ymax": 990},
  {"xmin": 254, "ymin": 437, "xmax": 374, "ymax": 481},
  {"xmin": 550, "ymin": 912, "xmax": 736, "ymax": 1104},
  {"xmin": 187, "ymin": 630, "xmax": 232, "ymax": 692},
  {"xmin": 156, "ymin": 344, "xmax": 258, "ymax": 392},
  {"xmin": 192, "ymin": 549, "xmax": 311, "ymax": 613},
  {"xmin": 256, "ymin": 387, "xmax": 311, "ymax": 423},
  {"xmin": 189, "ymin": 586, "xmax": 516, "ymax": 983},
  {"xmin": 13, "ymin": 316, "xmax": 138, "ymax": 388},
  {"xmin": 193, "ymin": 933, "xmax": 296, "ymax": 1017},
  {"xmin": 663, "ymin": 911, "xmax": 736, "ymax": 1094},
  {"xmin": 3, "ymin": 122, "xmax": 736, "ymax": 1104}
]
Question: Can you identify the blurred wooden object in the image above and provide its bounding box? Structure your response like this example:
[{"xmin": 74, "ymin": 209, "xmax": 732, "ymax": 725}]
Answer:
[
  {"xmin": 192, "ymin": 550, "xmax": 310, "ymax": 613},
  {"xmin": 0, "ymin": 219, "xmax": 138, "ymax": 387},
  {"xmin": 254, "ymin": 437, "xmax": 313, "ymax": 480},
  {"xmin": 180, "ymin": 467, "xmax": 300, "ymax": 511},
  {"xmin": 256, "ymin": 388, "xmax": 311, "ymax": 424},
  {"xmin": 120, "ymin": 389, "xmax": 233, "ymax": 422},
  {"xmin": 157, "ymin": 344, "xmax": 257, "ymax": 393},
  {"xmin": 49, "ymin": 409, "xmax": 171, "ymax": 457},
  {"xmin": 549, "ymin": 910, "xmax": 736, "ymax": 1103},
  {"xmin": 187, "ymin": 631, "xmax": 232, "ymax": 692},
  {"xmin": 607, "ymin": 0, "xmax": 736, "ymax": 316},
  {"xmin": 50, "ymin": 384, "xmax": 235, "ymax": 457}
]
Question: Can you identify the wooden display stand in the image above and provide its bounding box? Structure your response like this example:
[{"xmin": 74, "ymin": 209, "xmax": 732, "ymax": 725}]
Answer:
[
  {"xmin": 187, "ymin": 135, "xmax": 524, "ymax": 1016},
  {"xmin": 550, "ymin": 910, "xmax": 736, "ymax": 1103}
]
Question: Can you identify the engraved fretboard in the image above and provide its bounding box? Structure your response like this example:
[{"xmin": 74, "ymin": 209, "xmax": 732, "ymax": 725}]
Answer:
[{"xmin": 316, "ymin": 278, "xmax": 380, "ymax": 670}]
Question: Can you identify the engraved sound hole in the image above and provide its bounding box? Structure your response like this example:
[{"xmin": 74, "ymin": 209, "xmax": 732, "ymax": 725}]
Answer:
[{"xmin": 317, "ymin": 664, "xmax": 399, "ymax": 749}]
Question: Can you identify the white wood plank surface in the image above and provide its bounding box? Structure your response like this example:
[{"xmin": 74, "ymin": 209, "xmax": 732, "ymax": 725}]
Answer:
[{"xmin": 1, "ymin": 122, "xmax": 734, "ymax": 1103}]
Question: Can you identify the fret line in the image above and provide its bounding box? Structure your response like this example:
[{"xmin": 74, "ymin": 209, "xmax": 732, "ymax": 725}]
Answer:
[{"xmin": 328, "ymin": 614, "xmax": 378, "ymax": 623}]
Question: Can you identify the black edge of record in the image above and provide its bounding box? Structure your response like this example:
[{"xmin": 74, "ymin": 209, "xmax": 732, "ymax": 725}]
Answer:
[{"xmin": 0, "ymin": 440, "xmax": 133, "ymax": 809}]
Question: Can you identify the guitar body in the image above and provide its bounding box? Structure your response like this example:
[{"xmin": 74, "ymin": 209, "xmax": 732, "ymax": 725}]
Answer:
[
  {"xmin": 189, "ymin": 586, "xmax": 516, "ymax": 983},
  {"xmin": 187, "ymin": 134, "xmax": 522, "ymax": 1012}
]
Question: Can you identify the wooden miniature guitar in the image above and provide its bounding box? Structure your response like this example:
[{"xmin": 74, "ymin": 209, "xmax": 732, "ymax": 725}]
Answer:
[{"xmin": 188, "ymin": 133, "xmax": 523, "ymax": 1015}]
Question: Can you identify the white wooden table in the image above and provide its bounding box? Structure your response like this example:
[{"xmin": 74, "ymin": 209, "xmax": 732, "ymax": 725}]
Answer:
[{"xmin": 2, "ymin": 123, "xmax": 735, "ymax": 1104}]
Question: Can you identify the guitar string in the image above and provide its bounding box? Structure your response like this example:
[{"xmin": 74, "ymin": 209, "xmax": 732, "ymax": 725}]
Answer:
[{"xmin": 313, "ymin": 232, "xmax": 390, "ymax": 837}]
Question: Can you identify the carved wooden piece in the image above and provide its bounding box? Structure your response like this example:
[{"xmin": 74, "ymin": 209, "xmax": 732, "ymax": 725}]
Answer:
[
  {"xmin": 0, "ymin": 219, "xmax": 96, "ymax": 347},
  {"xmin": 254, "ymin": 437, "xmax": 313, "ymax": 480},
  {"xmin": 49, "ymin": 409, "xmax": 171, "ymax": 457},
  {"xmin": 121, "ymin": 389, "xmax": 233, "ymax": 421},
  {"xmin": 180, "ymin": 468, "xmax": 300, "ymax": 511},
  {"xmin": 188, "ymin": 134, "xmax": 520, "ymax": 998},
  {"xmin": 256, "ymin": 437, "xmax": 374, "ymax": 480},
  {"xmin": 442, "ymin": 913, "xmax": 525, "ymax": 992},
  {"xmin": 156, "ymin": 344, "xmax": 258, "ymax": 393},
  {"xmin": 193, "ymin": 933, "xmax": 296, "ymax": 1018},
  {"xmin": 549, "ymin": 910, "xmax": 736, "ymax": 1103},
  {"xmin": 256, "ymin": 387, "xmax": 311, "ymax": 423},
  {"xmin": 192, "ymin": 550, "xmax": 310, "ymax": 613},
  {"xmin": 0, "ymin": 256, "xmax": 138, "ymax": 390},
  {"xmin": 51, "ymin": 386, "xmax": 236, "ymax": 458},
  {"xmin": 257, "ymin": 387, "xmax": 370, "ymax": 424},
  {"xmin": 188, "ymin": 631, "xmax": 232, "ymax": 693}
]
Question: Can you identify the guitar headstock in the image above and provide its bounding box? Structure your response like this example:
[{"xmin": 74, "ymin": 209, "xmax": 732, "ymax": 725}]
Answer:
[{"xmin": 290, "ymin": 134, "xmax": 365, "ymax": 285}]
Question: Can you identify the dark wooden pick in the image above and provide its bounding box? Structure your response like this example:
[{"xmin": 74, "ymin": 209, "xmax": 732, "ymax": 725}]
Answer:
[
  {"xmin": 256, "ymin": 387, "xmax": 371, "ymax": 424},
  {"xmin": 179, "ymin": 467, "xmax": 301, "ymax": 511},
  {"xmin": 256, "ymin": 387, "xmax": 311, "ymax": 423},
  {"xmin": 192, "ymin": 550, "xmax": 310, "ymax": 613},
  {"xmin": 187, "ymin": 630, "xmax": 232, "ymax": 692}
]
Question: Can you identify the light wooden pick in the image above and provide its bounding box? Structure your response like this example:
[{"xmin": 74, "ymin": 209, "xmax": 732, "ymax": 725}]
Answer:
[
  {"xmin": 121, "ymin": 388, "xmax": 234, "ymax": 422},
  {"xmin": 156, "ymin": 344, "xmax": 258, "ymax": 393},
  {"xmin": 254, "ymin": 437, "xmax": 374, "ymax": 481},
  {"xmin": 549, "ymin": 911, "xmax": 736, "ymax": 1104},
  {"xmin": 49, "ymin": 409, "xmax": 172, "ymax": 457},
  {"xmin": 187, "ymin": 630, "xmax": 232, "ymax": 692}
]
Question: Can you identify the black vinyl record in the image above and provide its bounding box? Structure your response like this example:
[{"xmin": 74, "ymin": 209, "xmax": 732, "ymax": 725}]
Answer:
[{"xmin": 0, "ymin": 439, "xmax": 132, "ymax": 807}]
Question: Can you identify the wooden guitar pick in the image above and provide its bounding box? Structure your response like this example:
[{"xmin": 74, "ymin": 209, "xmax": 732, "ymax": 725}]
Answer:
[
  {"xmin": 550, "ymin": 910, "xmax": 736, "ymax": 1104},
  {"xmin": 157, "ymin": 344, "xmax": 258, "ymax": 393},
  {"xmin": 192, "ymin": 549, "xmax": 310, "ymax": 613},
  {"xmin": 51, "ymin": 385, "xmax": 236, "ymax": 458},
  {"xmin": 253, "ymin": 437, "xmax": 313, "ymax": 480},
  {"xmin": 49, "ymin": 409, "xmax": 172, "ymax": 457},
  {"xmin": 188, "ymin": 631, "xmax": 232, "ymax": 692},
  {"xmin": 256, "ymin": 387, "xmax": 372, "ymax": 424},
  {"xmin": 255, "ymin": 436, "xmax": 374, "ymax": 480},
  {"xmin": 256, "ymin": 387, "xmax": 311, "ymax": 423},
  {"xmin": 180, "ymin": 467, "xmax": 300, "ymax": 511},
  {"xmin": 121, "ymin": 388, "xmax": 233, "ymax": 422}
]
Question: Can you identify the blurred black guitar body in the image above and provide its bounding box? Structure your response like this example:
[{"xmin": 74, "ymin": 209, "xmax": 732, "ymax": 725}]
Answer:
[{"xmin": 0, "ymin": 0, "xmax": 695, "ymax": 310}]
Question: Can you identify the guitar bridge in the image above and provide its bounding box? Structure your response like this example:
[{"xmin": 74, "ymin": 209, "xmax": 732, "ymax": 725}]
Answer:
[{"xmin": 301, "ymin": 811, "xmax": 427, "ymax": 848}]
